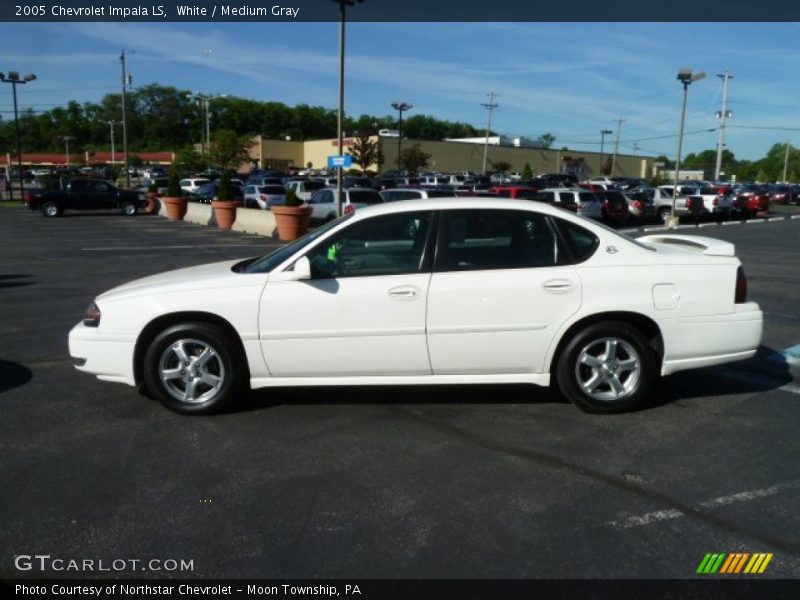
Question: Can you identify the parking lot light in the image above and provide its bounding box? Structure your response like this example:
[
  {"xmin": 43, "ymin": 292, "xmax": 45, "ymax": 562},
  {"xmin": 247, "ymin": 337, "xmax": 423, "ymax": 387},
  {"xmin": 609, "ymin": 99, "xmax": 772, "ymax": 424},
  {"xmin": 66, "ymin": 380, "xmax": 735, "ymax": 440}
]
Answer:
[
  {"xmin": 391, "ymin": 101, "xmax": 413, "ymax": 171},
  {"xmin": 670, "ymin": 69, "xmax": 705, "ymax": 228},
  {"xmin": 0, "ymin": 70, "xmax": 36, "ymax": 201}
]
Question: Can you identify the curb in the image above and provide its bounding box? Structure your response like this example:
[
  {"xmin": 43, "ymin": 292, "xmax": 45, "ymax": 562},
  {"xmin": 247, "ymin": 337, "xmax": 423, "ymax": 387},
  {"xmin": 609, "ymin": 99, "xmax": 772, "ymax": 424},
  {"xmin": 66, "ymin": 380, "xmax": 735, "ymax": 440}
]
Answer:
[{"xmin": 628, "ymin": 213, "xmax": 800, "ymax": 235}]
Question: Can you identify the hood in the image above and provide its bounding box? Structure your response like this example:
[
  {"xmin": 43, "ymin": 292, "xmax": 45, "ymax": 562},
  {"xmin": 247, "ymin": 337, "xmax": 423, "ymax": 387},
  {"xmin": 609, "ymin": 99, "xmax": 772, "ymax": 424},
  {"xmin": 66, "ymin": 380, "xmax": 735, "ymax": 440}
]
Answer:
[{"xmin": 97, "ymin": 258, "xmax": 261, "ymax": 302}]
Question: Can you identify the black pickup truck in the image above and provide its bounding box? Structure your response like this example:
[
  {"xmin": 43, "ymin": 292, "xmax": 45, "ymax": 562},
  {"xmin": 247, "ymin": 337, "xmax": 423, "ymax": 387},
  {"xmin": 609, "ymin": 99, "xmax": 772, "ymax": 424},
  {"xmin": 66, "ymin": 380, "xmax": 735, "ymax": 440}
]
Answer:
[{"xmin": 24, "ymin": 179, "xmax": 145, "ymax": 217}]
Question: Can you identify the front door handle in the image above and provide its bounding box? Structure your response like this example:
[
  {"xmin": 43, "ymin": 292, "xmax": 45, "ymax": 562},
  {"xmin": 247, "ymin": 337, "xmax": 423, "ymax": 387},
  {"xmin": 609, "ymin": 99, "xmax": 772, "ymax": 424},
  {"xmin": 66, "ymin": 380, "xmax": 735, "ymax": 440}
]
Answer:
[{"xmin": 388, "ymin": 285, "xmax": 421, "ymax": 299}]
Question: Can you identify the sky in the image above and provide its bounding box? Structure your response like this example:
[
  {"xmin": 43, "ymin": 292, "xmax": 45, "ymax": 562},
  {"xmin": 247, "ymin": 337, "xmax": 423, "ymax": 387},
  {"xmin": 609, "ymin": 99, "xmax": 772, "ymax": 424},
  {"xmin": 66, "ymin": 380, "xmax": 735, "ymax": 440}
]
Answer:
[{"xmin": 1, "ymin": 21, "xmax": 799, "ymax": 162}]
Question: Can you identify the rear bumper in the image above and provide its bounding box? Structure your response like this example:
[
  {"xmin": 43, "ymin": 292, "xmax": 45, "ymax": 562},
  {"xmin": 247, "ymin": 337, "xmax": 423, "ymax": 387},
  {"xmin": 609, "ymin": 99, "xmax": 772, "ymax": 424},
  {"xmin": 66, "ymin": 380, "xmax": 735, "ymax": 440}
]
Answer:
[
  {"xmin": 68, "ymin": 322, "xmax": 137, "ymax": 386},
  {"xmin": 661, "ymin": 303, "xmax": 763, "ymax": 375}
]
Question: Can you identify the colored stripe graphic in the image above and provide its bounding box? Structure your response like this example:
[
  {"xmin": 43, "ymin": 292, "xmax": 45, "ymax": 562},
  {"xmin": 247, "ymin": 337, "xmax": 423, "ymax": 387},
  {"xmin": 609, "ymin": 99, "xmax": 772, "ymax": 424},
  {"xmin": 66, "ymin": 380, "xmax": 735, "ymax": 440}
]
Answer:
[{"xmin": 699, "ymin": 552, "xmax": 773, "ymax": 574}]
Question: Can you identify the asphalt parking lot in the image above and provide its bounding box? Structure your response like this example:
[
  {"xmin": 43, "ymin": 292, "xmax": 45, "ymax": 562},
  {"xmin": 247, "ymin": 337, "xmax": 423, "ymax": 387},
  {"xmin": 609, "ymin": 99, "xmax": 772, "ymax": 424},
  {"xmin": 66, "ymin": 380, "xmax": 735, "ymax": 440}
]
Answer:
[{"xmin": 1, "ymin": 206, "xmax": 799, "ymax": 580}]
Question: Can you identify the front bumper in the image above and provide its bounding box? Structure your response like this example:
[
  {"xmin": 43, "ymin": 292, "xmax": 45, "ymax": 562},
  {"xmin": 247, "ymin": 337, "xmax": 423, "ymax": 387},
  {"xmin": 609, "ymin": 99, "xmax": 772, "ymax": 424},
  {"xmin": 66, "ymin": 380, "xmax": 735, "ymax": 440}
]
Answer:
[{"xmin": 68, "ymin": 322, "xmax": 137, "ymax": 386}]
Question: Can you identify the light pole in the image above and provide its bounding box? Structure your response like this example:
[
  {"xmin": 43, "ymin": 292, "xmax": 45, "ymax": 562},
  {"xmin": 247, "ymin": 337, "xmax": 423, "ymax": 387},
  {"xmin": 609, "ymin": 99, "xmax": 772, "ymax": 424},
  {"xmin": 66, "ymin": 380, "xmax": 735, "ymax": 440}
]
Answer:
[
  {"xmin": 481, "ymin": 92, "xmax": 498, "ymax": 174},
  {"xmin": 0, "ymin": 70, "xmax": 37, "ymax": 201},
  {"xmin": 191, "ymin": 93, "xmax": 227, "ymax": 171},
  {"xmin": 60, "ymin": 135, "xmax": 74, "ymax": 168},
  {"xmin": 105, "ymin": 120, "xmax": 122, "ymax": 164},
  {"xmin": 391, "ymin": 101, "xmax": 412, "ymax": 171},
  {"xmin": 714, "ymin": 71, "xmax": 733, "ymax": 181},
  {"xmin": 333, "ymin": 0, "xmax": 365, "ymax": 217},
  {"xmin": 670, "ymin": 68, "xmax": 705, "ymax": 228},
  {"xmin": 599, "ymin": 129, "xmax": 612, "ymax": 175},
  {"xmin": 120, "ymin": 51, "xmax": 132, "ymax": 187}
]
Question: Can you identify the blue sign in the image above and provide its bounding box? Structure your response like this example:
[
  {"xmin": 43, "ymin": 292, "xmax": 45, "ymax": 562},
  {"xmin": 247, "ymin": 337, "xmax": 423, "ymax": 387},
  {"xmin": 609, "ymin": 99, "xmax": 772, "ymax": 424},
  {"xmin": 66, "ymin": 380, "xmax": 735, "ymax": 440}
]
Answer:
[{"xmin": 327, "ymin": 155, "xmax": 353, "ymax": 169}]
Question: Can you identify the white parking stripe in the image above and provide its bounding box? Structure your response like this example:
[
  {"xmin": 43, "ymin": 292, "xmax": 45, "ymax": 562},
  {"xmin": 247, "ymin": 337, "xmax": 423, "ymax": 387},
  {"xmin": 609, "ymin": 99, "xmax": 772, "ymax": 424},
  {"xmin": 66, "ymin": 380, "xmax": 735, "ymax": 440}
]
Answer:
[
  {"xmin": 82, "ymin": 244, "xmax": 267, "ymax": 251},
  {"xmin": 604, "ymin": 481, "xmax": 800, "ymax": 530}
]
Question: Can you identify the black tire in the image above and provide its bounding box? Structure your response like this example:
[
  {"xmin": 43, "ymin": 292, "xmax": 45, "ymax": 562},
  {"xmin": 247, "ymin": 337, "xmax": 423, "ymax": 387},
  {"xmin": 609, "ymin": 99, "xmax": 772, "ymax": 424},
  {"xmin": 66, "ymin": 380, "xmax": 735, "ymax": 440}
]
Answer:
[
  {"xmin": 120, "ymin": 201, "xmax": 138, "ymax": 216},
  {"xmin": 142, "ymin": 322, "xmax": 246, "ymax": 415},
  {"xmin": 555, "ymin": 321, "xmax": 657, "ymax": 414},
  {"xmin": 41, "ymin": 201, "xmax": 62, "ymax": 217},
  {"xmin": 656, "ymin": 206, "xmax": 671, "ymax": 224}
]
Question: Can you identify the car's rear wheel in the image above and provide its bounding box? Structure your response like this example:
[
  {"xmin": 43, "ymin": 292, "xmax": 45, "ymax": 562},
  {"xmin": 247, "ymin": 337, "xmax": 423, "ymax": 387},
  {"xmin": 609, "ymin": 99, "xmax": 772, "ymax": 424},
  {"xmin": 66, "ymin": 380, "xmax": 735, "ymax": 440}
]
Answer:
[
  {"xmin": 41, "ymin": 201, "xmax": 62, "ymax": 217},
  {"xmin": 657, "ymin": 206, "xmax": 671, "ymax": 224},
  {"xmin": 143, "ymin": 322, "xmax": 245, "ymax": 415},
  {"xmin": 556, "ymin": 321, "xmax": 656, "ymax": 414},
  {"xmin": 120, "ymin": 201, "xmax": 138, "ymax": 216}
]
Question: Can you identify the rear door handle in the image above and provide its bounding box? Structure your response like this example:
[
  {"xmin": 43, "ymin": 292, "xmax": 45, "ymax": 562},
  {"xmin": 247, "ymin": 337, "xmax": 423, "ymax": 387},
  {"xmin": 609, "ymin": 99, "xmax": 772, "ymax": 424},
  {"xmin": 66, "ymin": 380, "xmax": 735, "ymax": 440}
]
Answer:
[{"xmin": 542, "ymin": 279, "xmax": 575, "ymax": 293}]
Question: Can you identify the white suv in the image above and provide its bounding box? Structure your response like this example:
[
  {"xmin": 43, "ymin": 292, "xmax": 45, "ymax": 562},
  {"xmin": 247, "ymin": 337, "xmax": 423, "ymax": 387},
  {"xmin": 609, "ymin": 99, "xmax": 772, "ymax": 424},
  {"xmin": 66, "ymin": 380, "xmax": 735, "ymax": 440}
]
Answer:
[
  {"xmin": 307, "ymin": 188, "xmax": 383, "ymax": 223},
  {"xmin": 536, "ymin": 188, "xmax": 603, "ymax": 220}
]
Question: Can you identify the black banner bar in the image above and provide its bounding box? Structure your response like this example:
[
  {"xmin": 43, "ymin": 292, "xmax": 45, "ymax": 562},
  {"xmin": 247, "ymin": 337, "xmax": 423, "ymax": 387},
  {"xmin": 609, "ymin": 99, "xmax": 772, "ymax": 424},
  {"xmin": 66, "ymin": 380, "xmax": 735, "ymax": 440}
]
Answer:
[{"xmin": 2, "ymin": 0, "xmax": 800, "ymax": 22}]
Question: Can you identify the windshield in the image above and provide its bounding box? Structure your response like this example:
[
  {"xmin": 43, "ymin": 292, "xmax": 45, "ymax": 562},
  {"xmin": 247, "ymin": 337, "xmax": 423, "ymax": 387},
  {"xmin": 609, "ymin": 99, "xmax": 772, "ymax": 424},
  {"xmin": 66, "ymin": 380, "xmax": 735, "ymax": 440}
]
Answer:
[{"xmin": 239, "ymin": 213, "xmax": 353, "ymax": 274}]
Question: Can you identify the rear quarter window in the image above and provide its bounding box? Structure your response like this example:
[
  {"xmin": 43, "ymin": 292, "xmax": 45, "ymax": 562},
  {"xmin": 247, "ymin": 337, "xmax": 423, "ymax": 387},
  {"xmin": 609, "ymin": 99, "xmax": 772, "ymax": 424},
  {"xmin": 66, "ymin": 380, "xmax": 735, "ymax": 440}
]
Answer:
[{"xmin": 553, "ymin": 218, "xmax": 599, "ymax": 263}]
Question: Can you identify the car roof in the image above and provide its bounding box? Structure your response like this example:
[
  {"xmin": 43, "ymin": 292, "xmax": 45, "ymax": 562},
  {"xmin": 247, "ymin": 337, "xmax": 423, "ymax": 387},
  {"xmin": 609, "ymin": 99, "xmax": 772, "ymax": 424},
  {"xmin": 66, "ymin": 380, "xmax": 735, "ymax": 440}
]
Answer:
[{"xmin": 351, "ymin": 196, "xmax": 577, "ymax": 222}]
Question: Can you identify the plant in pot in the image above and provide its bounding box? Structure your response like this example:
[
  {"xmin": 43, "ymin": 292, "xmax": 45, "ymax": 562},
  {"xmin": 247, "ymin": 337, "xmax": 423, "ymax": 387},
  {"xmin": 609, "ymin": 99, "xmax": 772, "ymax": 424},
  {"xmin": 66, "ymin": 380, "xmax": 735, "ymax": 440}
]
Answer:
[
  {"xmin": 211, "ymin": 173, "xmax": 238, "ymax": 230},
  {"xmin": 272, "ymin": 187, "xmax": 313, "ymax": 241},
  {"xmin": 161, "ymin": 166, "xmax": 187, "ymax": 221},
  {"xmin": 145, "ymin": 181, "xmax": 159, "ymax": 214}
]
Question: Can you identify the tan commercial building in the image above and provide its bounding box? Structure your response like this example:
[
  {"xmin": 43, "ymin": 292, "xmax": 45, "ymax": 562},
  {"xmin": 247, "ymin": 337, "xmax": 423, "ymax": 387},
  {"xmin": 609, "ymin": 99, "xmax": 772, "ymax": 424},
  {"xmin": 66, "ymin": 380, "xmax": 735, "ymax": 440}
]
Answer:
[{"xmin": 246, "ymin": 134, "xmax": 653, "ymax": 180}]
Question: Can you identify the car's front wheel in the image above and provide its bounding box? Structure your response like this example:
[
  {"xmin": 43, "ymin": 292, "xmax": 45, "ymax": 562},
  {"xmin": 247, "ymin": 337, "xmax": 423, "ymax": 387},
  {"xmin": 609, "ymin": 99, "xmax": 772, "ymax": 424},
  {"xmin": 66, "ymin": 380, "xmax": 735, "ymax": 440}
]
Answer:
[
  {"xmin": 143, "ymin": 322, "xmax": 245, "ymax": 415},
  {"xmin": 41, "ymin": 201, "xmax": 62, "ymax": 217},
  {"xmin": 556, "ymin": 321, "xmax": 657, "ymax": 414},
  {"xmin": 120, "ymin": 201, "xmax": 138, "ymax": 216}
]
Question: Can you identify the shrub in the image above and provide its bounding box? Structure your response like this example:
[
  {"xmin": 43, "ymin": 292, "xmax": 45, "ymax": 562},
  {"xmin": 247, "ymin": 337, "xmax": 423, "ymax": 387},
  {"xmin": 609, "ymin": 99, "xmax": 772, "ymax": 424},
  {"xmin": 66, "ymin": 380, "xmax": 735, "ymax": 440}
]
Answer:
[
  {"xmin": 217, "ymin": 173, "xmax": 233, "ymax": 201},
  {"xmin": 284, "ymin": 187, "xmax": 302, "ymax": 207},
  {"xmin": 166, "ymin": 166, "xmax": 182, "ymax": 197}
]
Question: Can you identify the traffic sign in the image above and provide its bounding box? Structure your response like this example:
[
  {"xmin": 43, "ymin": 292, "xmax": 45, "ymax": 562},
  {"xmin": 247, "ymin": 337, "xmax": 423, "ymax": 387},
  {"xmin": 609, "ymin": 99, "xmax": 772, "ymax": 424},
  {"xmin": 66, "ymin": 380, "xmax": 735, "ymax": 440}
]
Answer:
[{"xmin": 327, "ymin": 155, "xmax": 353, "ymax": 169}]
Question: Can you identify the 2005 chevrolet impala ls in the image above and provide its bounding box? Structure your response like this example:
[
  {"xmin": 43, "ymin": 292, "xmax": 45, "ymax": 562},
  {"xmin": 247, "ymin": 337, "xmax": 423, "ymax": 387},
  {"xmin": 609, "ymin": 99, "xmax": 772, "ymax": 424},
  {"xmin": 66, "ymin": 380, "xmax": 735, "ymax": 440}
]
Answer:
[{"xmin": 69, "ymin": 198, "xmax": 763, "ymax": 415}]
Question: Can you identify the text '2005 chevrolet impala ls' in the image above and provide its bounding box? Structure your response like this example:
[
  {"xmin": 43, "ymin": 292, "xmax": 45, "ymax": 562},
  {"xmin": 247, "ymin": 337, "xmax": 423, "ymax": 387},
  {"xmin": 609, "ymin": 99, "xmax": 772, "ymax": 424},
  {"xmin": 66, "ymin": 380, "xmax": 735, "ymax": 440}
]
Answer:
[{"xmin": 69, "ymin": 198, "xmax": 763, "ymax": 415}]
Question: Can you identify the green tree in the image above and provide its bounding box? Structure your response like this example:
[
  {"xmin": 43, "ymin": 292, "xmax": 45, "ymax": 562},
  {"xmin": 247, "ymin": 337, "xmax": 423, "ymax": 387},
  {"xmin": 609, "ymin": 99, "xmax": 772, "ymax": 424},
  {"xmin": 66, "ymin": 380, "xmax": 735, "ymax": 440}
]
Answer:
[
  {"xmin": 399, "ymin": 144, "xmax": 431, "ymax": 175},
  {"xmin": 491, "ymin": 161, "xmax": 512, "ymax": 174},
  {"xmin": 209, "ymin": 129, "xmax": 252, "ymax": 171},
  {"xmin": 521, "ymin": 163, "xmax": 533, "ymax": 179},
  {"xmin": 174, "ymin": 146, "xmax": 205, "ymax": 175},
  {"xmin": 348, "ymin": 133, "xmax": 381, "ymax": 175},
  {"xmin": 538, "ymin": 133, "xmax": 556, "ymax": 149}
]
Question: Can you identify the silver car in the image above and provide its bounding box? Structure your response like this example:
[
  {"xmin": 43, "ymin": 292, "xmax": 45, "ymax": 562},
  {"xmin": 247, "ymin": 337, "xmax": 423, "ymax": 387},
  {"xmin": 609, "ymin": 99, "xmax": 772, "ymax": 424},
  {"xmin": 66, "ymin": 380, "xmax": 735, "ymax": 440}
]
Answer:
[
  {"xmin": 307, "ymin": 187, "xmax": 383, "ymax": 223},
  {"xmin": 537, "ymin": 188, "xmax": 603, "ymax": 220}
]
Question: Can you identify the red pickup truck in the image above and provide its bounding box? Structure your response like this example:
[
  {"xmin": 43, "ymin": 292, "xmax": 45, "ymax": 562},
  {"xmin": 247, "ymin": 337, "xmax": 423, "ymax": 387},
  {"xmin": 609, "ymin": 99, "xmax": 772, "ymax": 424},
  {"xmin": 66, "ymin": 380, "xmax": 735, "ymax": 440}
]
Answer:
[{"xmin": 24, "ymin": 178, "xmax": 145, "ymax": 217}]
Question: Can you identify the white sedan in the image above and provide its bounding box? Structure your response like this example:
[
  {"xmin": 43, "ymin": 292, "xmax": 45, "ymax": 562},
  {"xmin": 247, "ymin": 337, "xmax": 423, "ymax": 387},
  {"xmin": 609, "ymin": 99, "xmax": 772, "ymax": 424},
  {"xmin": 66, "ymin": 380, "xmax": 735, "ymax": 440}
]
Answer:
[{"xmin": 69, "ymin": 198, "xmax": 763, "ymax": 415}]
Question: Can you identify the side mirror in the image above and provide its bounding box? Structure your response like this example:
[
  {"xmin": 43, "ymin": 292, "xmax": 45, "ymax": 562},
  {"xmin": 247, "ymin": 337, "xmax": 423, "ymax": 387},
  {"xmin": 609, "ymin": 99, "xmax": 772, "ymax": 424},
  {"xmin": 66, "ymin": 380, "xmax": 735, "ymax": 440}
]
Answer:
[{"xmin": 291, "ymin": 255, "xmax": 311, "ymax": 280}]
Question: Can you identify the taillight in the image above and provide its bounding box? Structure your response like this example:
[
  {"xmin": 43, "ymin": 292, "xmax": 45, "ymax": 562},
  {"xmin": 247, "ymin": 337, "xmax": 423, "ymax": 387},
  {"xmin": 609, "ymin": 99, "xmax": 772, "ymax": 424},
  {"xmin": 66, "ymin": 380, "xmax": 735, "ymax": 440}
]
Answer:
[
  {"xmin": 686, "ymin": 198, "xmax": 693, "ymax": 209},
  {"xmin": 23, "ymin": 191, "xmax": 32, "ymax": 203},
  {"xmin": 633, "ymin": 200, "xmax": 643, "ymax": 210},
  {"xmin": 344, "ymin": 204, "xmax": 354, "ymax": 214},
  {"xmin": 260, "ymin": 194, "xmax": 267, "ymax": 202},
  {"xmin": 735, "ymin": 266, "xmax": 747, "ymax": 304},
  {"xmin": 713, "ymin": 197, "xmax": 719, "ymax": 206}
]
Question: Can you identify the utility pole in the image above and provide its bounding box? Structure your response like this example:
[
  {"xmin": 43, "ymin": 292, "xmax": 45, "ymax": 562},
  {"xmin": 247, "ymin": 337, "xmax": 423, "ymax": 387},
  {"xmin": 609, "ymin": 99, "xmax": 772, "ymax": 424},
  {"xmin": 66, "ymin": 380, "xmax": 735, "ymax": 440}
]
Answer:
[
  {"xmin": 599, "ymin": 129, "xmax": 612, "ymax": 175},
  {"xmin": 714, "ymin": 71, "xmax": 733, "ymax": 181},
  {"xmin": 782, "ymin": 141, "xmax": 791, "ymax": 183},
  {"xmin": 611, "ymin": 118, "xmax": 625, "ymax": 176},
  {"xmin": 481, "ymin": 92, "xmax": 499, "ymax": 174},
  {"xmin": 61, "ymin": 135, "xmax": 74, "ymax": 167},
  {"xmin": 120, "ymin": 51, "xmax": 130, "ymax": 187}
]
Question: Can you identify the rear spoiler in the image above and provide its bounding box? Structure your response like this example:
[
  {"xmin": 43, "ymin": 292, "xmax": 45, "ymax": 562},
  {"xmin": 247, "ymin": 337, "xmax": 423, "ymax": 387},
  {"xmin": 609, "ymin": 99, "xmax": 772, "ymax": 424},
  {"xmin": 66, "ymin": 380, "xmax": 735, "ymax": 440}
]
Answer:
[{"xmin": 637, "ymin": 234, "xmax": 735, "ymax": 257}]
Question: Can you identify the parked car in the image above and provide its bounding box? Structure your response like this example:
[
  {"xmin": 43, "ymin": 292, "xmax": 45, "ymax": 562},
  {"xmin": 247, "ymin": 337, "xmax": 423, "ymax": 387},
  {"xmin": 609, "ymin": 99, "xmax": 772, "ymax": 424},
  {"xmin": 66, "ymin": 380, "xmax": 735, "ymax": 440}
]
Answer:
[
  {"xmin": 380, "ymin": 188, "xmax": 456, "ymax": 202},
  {"xmin": 24, "ymin": 178, "xmax": 145, "ymax": 217},
  {"xmin": 285, "ymin": 179, "xmax": 327, "ymax": 201},
  {"xmin": 683, "ymin": 186, "xmax": 734, "ymax": 221},
  {"xmin": 307, "ymin": 187, "xmax": 383, "ymax": 222},
  {"xmin": 136, "ymin": 177, "xmax": 170, "ymax": 199},
  {"xmin": 535, "ymin": 188, "xmax": 603, "ymax": 220},
  {"xmin": 68, "ymin": 197, "xmax": 763, "ymax": 416},
  {"xmin": 244, "ymin": 185, "xmax": 286, "ymax": 209},
  {"xmin": 179, "ymin": 178, "xmax": 211, "ymax": 194},
  {"xmin": 594, "ymin": 190, "xmax": 631, "ymax": 226},
  {"xmin": 188, "ymin": 180, "xmax": 244, "ymax": 204},
  {"xmin": 732, "ymin": 184, "xmax": 771, "ymax": 218},
  {"xmin": 625, "ymin": 191, "xmax": 657, "ymax": 223},
  {"xmin": 487, "ymin": 186, "xmax": 541, "ymax": 200},
  {"xmin": 246, "ymin": 175, "xmax": 284, "ymax": 187},
  {"xmin": 630, "ymin": 187, "xmax": 687, "ymax": 223}
]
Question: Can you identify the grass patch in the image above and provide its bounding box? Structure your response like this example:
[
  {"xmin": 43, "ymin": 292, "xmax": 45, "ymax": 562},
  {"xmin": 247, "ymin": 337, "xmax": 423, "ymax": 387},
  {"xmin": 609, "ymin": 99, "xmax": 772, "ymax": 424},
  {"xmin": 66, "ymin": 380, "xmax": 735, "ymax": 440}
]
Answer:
[{"xmin": 0, "ymin": 201, "xmax": 25, "ymax": 208}]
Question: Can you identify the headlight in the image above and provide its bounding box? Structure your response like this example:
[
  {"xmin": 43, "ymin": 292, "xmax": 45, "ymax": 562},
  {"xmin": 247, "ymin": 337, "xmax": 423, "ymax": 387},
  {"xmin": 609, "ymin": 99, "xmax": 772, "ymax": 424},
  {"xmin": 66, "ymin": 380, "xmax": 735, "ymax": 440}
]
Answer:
[{"xmin": 83, "ymin": 302, "xmax": 101, "ymax": 327}]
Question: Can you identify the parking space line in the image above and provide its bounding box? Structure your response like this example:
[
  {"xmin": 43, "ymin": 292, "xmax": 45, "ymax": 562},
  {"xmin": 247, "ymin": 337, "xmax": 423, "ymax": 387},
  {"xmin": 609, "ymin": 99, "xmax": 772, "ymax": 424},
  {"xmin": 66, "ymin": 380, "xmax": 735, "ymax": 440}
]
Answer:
[
  {"xmin": 604, "ymin": 481, "xmax": 800, "ymax": 530},
  {"xmin": 82, "ymin": 244, "xmax": 268, "ymax": 251}
]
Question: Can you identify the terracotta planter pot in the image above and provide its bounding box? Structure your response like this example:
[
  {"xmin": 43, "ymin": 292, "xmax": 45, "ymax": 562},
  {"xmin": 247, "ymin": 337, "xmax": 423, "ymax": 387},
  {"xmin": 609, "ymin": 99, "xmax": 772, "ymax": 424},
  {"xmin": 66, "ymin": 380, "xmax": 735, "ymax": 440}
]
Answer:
[
  {"xmin": 162, "ymin": 196, "xmax": 187, "ymax": 221},
  {"xmin": 211, "ymin": 200, "xmax": 238, "ymax": 230},
  {"xmin": 145, "ymin": 192, "xmax": 160, "ymax": 215},
  {"xmin": 272, "ymin": 205, "xmax": 313, "ymax": 241}
]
